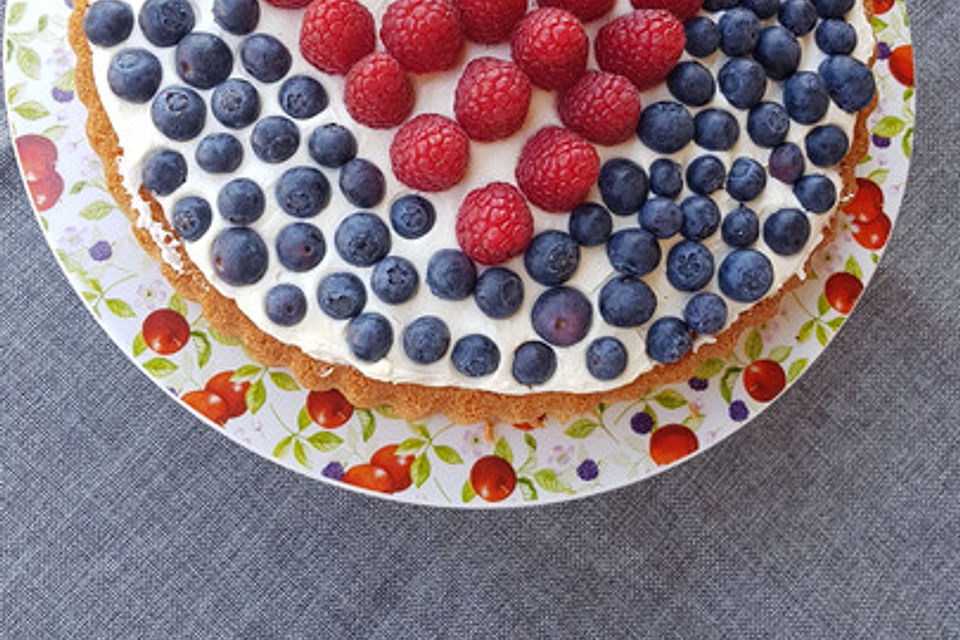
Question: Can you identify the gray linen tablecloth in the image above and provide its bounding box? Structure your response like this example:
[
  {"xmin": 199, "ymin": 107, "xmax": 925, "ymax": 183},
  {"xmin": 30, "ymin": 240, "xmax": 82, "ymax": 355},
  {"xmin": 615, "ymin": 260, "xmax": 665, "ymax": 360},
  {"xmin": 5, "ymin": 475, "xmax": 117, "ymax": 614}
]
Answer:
[{"xmin": 2, "ymin": 1, "xmax": 958, "ymax": 637}]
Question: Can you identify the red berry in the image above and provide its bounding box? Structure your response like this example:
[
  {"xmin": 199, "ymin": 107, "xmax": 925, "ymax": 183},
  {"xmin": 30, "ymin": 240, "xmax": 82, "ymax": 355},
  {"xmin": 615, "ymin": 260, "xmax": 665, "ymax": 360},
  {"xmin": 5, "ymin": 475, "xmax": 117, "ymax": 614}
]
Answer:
[
  {"xmin": 595, "ymin": 9, "xmax": 685, "ymax": 91},
  {"xmin": 344, "ymin": 52, "xmax": 415, "ymax": 129},
  {"xmin": 343, "ymin": 464, "xmax": 395, "ymax": 493},
  {"xmin": 307, "ymin": 389, "xmax": 354, "ymax": 428},
  {"xmin": 380, "ymin": 0, "xmax": 464, "ymax": 73},
  {"xmin": 515, "ymin": 126, "xmax": 599, "ymax": 212},
  {"xmin": 453, "ymin": 0, "xmax": 526, "ymax": 43},
  {"xmin": 470, "ymin": 455, "xmax": 516, "ymax": 502},
  {"xmin": 300, "ymin": 0, "xmax": 376, "ymax": 75},
  {"xmin": 537, "ymin": 0, "xmax": 615, "ymax": 22},
  {"xmin": 182, "ymin": 390, "xmax": 229, "ymax": 426},
  {"xmin": 205, "ymin": 371, "xmax": 250, "ymax": 419},
  {"xmin": 842, "ymin": 177, "xmax": 884, "ymax": 224},
  {"xmin": 558, "ymin": 71, "xmax": 641, "ymax": 146},
  {"xmin": 16, "ymin": 134, "xmax": 57, "ymax": 182},
  {"xmin": 28, "ymin": 171, "xmax": 64, "ymax": 212},
  {"xmin": 629, "ymin": 0, "xmax": 703, "ymax": 21},
  {"xmin": 872, "ymin": 0, "xmax": 894, "ymax": 13},
  {"xmin": 889, "ymin": 45, "xmax": 914, "ymax": 87},
  {"xmin": 853, "ymin": 212, "xmax": 891, "ymax": 250},
  {"xmin": 824, "ymin": 272, "xmax": 863, "ymax": 315},
  {"xmin": 456, "ymin": 182, "xmax": 534, "ymax": 265},
  {"xmin": 142, "ymin": 308, "xmax": 190, "ymax": 355},
  {"xmin": 390, "ymin": 114, "xmax": 470, "ymax": 192},
  {"xmin": 510, "ymin": 8, "xmax": 589, "ymax": 91},
  {"xmin": 454, "ymin": 57, "xmax": 531, "ymax": 142},
  {"xmin": 264, "ymin": 0, "xmax": 312, "ymax": 7},
  {"xmin": 743, "ymin": 359, "xmax": 786, "ymax": 402},
  {"xmin": 649, "ymin": 424, "xmax": 698, "ymax": 465},
  {"xmin": 370, "ymin": 444, "xmax": 416, "ymax": 491}
]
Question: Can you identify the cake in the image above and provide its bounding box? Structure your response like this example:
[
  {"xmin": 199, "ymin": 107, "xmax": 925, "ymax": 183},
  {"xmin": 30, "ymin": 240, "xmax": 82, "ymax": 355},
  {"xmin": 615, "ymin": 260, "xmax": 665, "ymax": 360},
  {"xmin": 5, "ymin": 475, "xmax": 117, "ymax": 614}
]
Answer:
[{"xmin": 69, "ymin": 0, "xmax": 876, "ymax": 424}]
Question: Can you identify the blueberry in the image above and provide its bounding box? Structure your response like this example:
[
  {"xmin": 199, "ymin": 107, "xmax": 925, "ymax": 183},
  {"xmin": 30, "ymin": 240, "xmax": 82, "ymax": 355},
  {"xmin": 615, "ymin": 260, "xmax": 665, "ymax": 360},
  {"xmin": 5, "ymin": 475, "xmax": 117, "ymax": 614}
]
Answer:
[
  {"xmin": 264, "ymin": 284, "xmax": 307, "ymax": 326},
  {"xmin": 275, "ymin": 222, "xmax": 326, "ymax": 272},
  {"xmin": 639, "ymin": 197, "xmax": 683, "ymax": 239},
  {"xmin": 764, "ymin": 207, "xmax": 810, "ymax": 255},
  {"xmin": 819, "ymin": 55, "xmax": 877, "ymax": 112},
  {"xmin": 531, "ymin": 287, "xmax": 592, "ymax": 346},
  {"xmin": 107, "ymin": 48, "xmax": 162, "ymax": 103},
  {"xmin": 606, "ymin": 228, "xmax": 660, "ymax": 276},
  {"xmin": 681, "ymin": 195, "xmax": 721, "ymax": 241},
  {"xmin": 686, "ymin": 155, "xmax": 726, "ymax": 195},
  {"xmin": 371, "ymin": 256, "xmax": 419, "ymax": 304},
  {"xmin": 569, "ymin": 203, "xmax": 612, "ymax": 246},
  {"xmin": 211, "ymin": 78, "xmax": 260, "ymax": 129},
  {"xmin": 339, "ymin": 159, "xmax": 386, "ymax": 208},
  {"xmin": 139, "ymin": 0, "xmax": 194, "ymax": 47},
  {"xmin": 721, "ymin": 205, "xmax": 760, "ymax": 247},
  {"xmin": 586, "ymin": 337, "xmax": 628, "ymax": 380},
  {"xmin": 83, "ymin": 0, "xmax": 134, "ymax": 47},
  {"xmin": 175, "ymin": 33, "xmax": 233, "ymax": 89},
  {"xmin": 577, "ymin": 459, "xmax": 600, "ymax": 481},
  {"xmin": 390, "ymin": 195, "xmax": 435, "ymax": 239},
  {"xmin": 89, "ymin": 240, "xmax": 112, "ymax": 262},
  {"xmin": 747, "ymin": 102, "xmax": 790, "ymax": 148},
  {"xmin": 667, "ymin": 62, "xmax": 715, "ymax": 107},
  {"xmin": 142, "ymin": 149, "xmax": 186, "ymax": 196},
  {"xmin": 702, "ymin": 0, "xmax": 739, "ymax": 10},
  {"xmin": 217, "ymin": 178, "xmax": 264, "ymax": 225},
  {"xmin": 524, "ymin": 231, "xmax": 580, "ymax": 285},
  {"xmin": 598, "ymin": 158, "xmax": 649, "ymax": 215},
  {"xmin": 684, "ymin": 292, "xmax": 728, "ymax": 335},
  {"xmin": 251, "ymin": 116, "xmax": 300, "ymax": 163},
  {"xmin": 171, "ymin": 196, "xmax": 212, "ymax": 242},
  {"xmin": 741, "ymin": 0, "xmax": 780, "ymax": 19},
  {"xmin": 426, "ymin": 249, "xmax": 477, "ymax": 300},
  {"xmin": 151, "ymin": 86, "xmax": 205, "ymax": 141},
  {"xmin": 347, "ymin": 313, "xmax": 393, "ymax": 362},
  {"xmin": 196, "ymin": 133, "xmax": 244, "ymax": 173},
  {"xmin": 309, "ymin": 124, "xmax": 358, "ymax": 168},
  {"xmin": 334, "ymin": 212, "xmax": 391, "ymax": 267},
  {"xmin": 815, "ymin": 19, "xmax": 857, "ymax": 54},
  {"xmin": 769, "ymin": 143, "xmax": 806, "ymax": 183},
  {"xmin": 720, "ymin": 8, "xmax": 760, "ymax": 57},
  {"xmin": 754, "ymin": 26, "xmax": 801, "ymax": 80},
  {"xmin": 666, "ymin": 240, "xmax": 715, "ymax": 292},
  {"xmin": 402, "ymin": 316, "xmax": 450, "ymax": 364},
  {"xmin": 279, "ymin": 76, "xmax": 328, "ymax": 120},
  {"xmin": 784, "ymin": 72, "xmax": 830, "ymax": 125},
  {"xmin": 638, "ymin": 102, "xmax": 694, "ymax": 154},
  {"xmin": 649, "ymin": 159, "xmax": 683, "ymax": 198},
  {"xmin": 694, "ymin": 109, "xmax": 740, "ymax": 151},
  {"xmin": 512, "ymin": 341, "xmax": 557, "ymax": 385},
  {"xmin": 317, "ymin": 272, "xmax": 367, "ymax": 319},
  {"xmin": 718, "ymin": 58, "xmax": 767, "ymax": 110},
  {"xmin": 726, "ymin": 157, "xmax": 767, "ymax": 201},
  {"xmin": 684, "ymin": 17, "xmax": 720, "ymax": 58},
  {"xmin": 815, "ymin": 0, "xmax": 854, "ymax": 18},
  {"xmin": 630, "ymin": 411, "xmax": 654, "ymax": 434},
  {"xmin": 805, "ymin": 125, "xmax": 849, "ymax": 167},
  {"xmin": 599, "ymin": 275, "xmax": 656, "ymax": 327},
  {"xmin": 719, "ymin": 249, "xmax": 773, "ymax": 302},
  {"xmin": 474, "ymin": 268, "xmax": 524, "ymax": 319},
  {"xmin": 213, "ymin": 0, "xmax": 259, "ymax": 35},
  {"xmin": 211, "ymin": 227, "xmax": 268, "ymax": 286},
  {"xmin": 794, "ymin": 174, "xmax": 837, "ymax": 213},
  {"xmin": 240, "ymin": 33, "xmax": 292, "ymax": 83},
  {"xmin": 779, "ymin": 0, "xmax": 818, "ymax": 35},
  {"xmin": 275, "ymin": 166, "xmax": 331, "ymax": 218},
  {"xmin": 451, "ymin": 334, "xmax": 500, "ymax": 377},
  {"xmin": 646, "ymin": 317, "xmax": 694, "ymax": 364}
]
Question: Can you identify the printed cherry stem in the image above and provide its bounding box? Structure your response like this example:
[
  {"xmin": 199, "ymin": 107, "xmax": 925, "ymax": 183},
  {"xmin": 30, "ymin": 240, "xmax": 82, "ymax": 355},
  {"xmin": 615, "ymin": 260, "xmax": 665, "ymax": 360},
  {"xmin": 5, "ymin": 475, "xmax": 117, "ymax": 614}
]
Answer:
[
  {"xmin": 791, "ymin": 291, "xmax": 820, "ymax": 319},
  {"xmin": 593, "ymin": 405, "xmax": 620, "ymax": 444},
  {"xmin": 433, "ymin": 477, "xmax": 452, "ymax": 503},
  {"xmin": 88, "ymin": 272, "xmax": 137, "ymax": 317}
]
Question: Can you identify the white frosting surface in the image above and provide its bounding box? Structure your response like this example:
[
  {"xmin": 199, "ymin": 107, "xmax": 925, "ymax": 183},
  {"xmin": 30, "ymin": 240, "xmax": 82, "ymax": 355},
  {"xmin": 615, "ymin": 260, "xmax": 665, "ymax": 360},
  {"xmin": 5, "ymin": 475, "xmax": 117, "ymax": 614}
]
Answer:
[{"xmin": 88, "ymin": 0, "xmax": 874, "ymax": 394}]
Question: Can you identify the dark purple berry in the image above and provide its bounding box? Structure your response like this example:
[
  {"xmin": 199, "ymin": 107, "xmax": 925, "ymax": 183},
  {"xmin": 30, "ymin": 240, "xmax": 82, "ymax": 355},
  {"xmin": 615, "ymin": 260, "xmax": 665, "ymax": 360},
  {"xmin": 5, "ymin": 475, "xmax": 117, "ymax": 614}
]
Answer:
[
  {"xmin": 630, "ymin": 411, "xmax": 654, "ymax": 434},
  {"xmin": 321, "ymin": 461, "xmax": 345, "ymax": 480},
  {"xmin": 872, "ymin": 134, "xmax": 891, "ymax": 148},
  {"xmin": 729, "ymin": 400, "xmax": 749, "ymax": 421},
  {"xmin": 89, "ymin": 240, "xmax": 112, "ymax": 261},
  {"xmin": 576, "ymin": 459, "xmax": 599, "ymax": 481},
  {"xmin": 688, "ymin": 377, "xmax": 709, "ymax": 391}
]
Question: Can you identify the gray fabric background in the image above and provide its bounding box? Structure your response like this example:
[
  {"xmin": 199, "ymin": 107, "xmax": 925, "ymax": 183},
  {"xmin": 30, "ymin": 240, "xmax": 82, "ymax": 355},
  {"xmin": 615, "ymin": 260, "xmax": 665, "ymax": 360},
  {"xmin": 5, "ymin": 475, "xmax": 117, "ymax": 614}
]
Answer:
[{"xmin": 2, "ymin": 1, "xmax": 958, "ymax": 637}]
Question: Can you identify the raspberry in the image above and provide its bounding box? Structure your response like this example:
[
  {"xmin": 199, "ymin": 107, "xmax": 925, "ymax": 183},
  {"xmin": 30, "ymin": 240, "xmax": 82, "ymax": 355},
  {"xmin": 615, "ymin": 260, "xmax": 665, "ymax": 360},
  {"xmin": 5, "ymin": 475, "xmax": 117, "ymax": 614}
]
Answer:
[
  {"xmin": 629, "ymin": 0, "xmax": 704, "ymax": 21},
  {"xmin": 595, "ymin": 9, "xmax": 685, "ymax": 91},
  {"xmin": 510, "ymin": 8, "xmax": 589, "ymax": 91},
  {"xmin": 390, "ymin": 114, "xmax": 470, "ymax": 191},
  {"xmin": 264, "ymin": 0, "xmax": 313, "ymax": 7},
  {"xmin": 453, "ymin": 0, "xmax": 527, "ymax": 44},
  {"xmin": 300, "ymin": 0, "xmax": 375, "ymax": 75},
  {"xmin": 456, "ymin": 182, "xmax": 534, "ymax": 265},
  {"xmin": 344, "ymin": 53, "xmax": 414, "ymax": 129},
  {"xmin": 454, "ymin": 57, "xmax": 531, "ymax": 141},
  {"xmin": 515, "ymin": 126, "xmax": 599, "ymax": 212},
  {"xmin": 381, "ymin": 0, "xmax": 465, "ymax": 73},
  {"xmin": 558, "ymin": 71, "xmax": 641, "ymax": 145},
  {"xmin": 537, "ymin": 0, "xmax": 615, "ymax": 22}
]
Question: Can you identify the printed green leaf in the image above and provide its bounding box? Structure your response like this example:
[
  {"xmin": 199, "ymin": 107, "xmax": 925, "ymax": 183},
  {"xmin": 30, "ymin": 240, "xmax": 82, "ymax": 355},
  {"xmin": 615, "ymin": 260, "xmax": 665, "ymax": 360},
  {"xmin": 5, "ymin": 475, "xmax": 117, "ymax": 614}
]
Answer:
[
  {"xmin": 16, "ymin": 47, "xmax": 40, "ymax": 80},
  {"xmin": 79, "ymin": 201, "xmax": 114, "ymax": 220},
  {"xmin": 168, "ymin": 293, "xmax": 188, "ymax": 315},
  {"xmin": 461, "ymin": 478, "xmax": 476, "ymax": 503},
  {"xmin": 719, "ymin": 366, "xmax": 743, "ymax": 404},
  {"xmin": 297, "ymin": 406, "xmax": 312, "ymax": 431},
  {"xmin": 533, "ymin": 469, "xmax": 574, "ymax": 494},
  {"xmin": 269, "ymin": 371, "xmax": 299, "ymax": 391},
  {"xmin": 87, "ymin": 278, "xmax": 103, "ymax": 294},
  {"xmin": 827, "ymin": 316, "xmax": 845, "ymax": 331},
  {"xmin": 871, "ymin": 116, "xmax": 905, "ymax": 138},
  {"xmin": 408, "ymin": 422, "xmax": 430, "ymax": 439},
  {"xmin": 376, "ymin": 405, "xmax": 400, "ymax": 419},
  {"xmin": 82, "ymin": 291, "xmax": 98, "ymax": 303},
  {"xmin": 787, "ymin": 358, "xmax": 808, "ymax": 382},
  {"xmin": 433, "ymin": 445, "xmax": 463, "ymax": 465},
  {"xmin": 37, "ymin": 15, "xmax": 48, "ymax": 31},
  {"xmin": 132, "ymin": 332, "xmax": 147, "ymax": 357},
  {"xmin": 8, "ymin": 3, "xmax": 26, "ymax": 26},
  {"xmin": 208, "ymin": 326, "xmax": 242, "ymax": 345},
  {"xmin": 42, "ymin": 125, "xmax": 67, "ymax": 141},
  {"xmin": 6, "ymin": 39, "xmax": 13, "ymax": 62},
  {"xmin": 817, "ymin": 293, "xmax": 830, "ymax": 316},
  {"xmin": 272, "ymin": 435, "xmax": 293, "ymax": 459},
  {"xmin": 306, "ymin": 431, "xmax": 343, "ymax": 452},
  {"xmin": 103, "ymin": 298, "xmax": 134, "ymax": 318},
  {"xmin": 653, "ymin": 389, "xmax": 687, "ymax": 409},
  {"xmin": 902, "ymin": 126, "xmax": 914, "ymax": 159},
  {"xmin": 642, "ymin": 403, "xmax": 659, "ymax": 431},
  {"xmin": 56, "ymin": 249, "xmax": 84, "ymax": 276},
  {"xmin": 395, "ymin": 438, "xmax": 426, "ymax": 454},
  {"xmin": 870, "ymin": 16, "xmax": 887, "ymax": 32},
  {"xmin": 797, "ymin": 318, "xmax": 816, "ymax": 343},
  {"xmin": 844, "ymin": 256, "xmax": 863, "ymax": 280},
  {"xmin": 68, "ymin": 180, "xmax": 87, "ymax": 195},
  {"xmin": 143, "ymin": 357, "xmax": 177, "ymax": 378},
  {"xmin": 293, "ymin": 440, "xmax": 308, "ymax": 467},
  {"xmin": 564, "ymin": 418, "xmax": 598, "ymax": 439},
  {"xmin": 517, "ymin": 476, "xmax": 538, "ymax": 501},
  {"xmin": 410, "ymin": 453, "xmax": 430, "ymax": 488},
  {"xmin": 524, "ymin": 433, "xmax": 537, "ymax": 453},
  {"xmin": 867, "ymin": 168, "xmax": 889, "ymax": 185},
  {"xmin": 744, "ymin": 329, "xmax": 763, "ymax": 362},
  {"xmin": 54, "ymin": 68, "xmax": 74, "ymax": 92},
  {"xmin": 245, "ymin": 379, "xmax": 266, "ymax": 414},
  {"xmin": 768, "ymin": 346, "xmax": 792, "ymax": 363},
  {"xmin": 6, "ymin": 82, "xmax": 23, "ymax": 103},
  {"xmin": 815, "ymin": 323, "xmax": 829, "ymax": 346},
  {"xmin": 858, "ymin": 153, "xmax": 872, "ymax": 165},
  {"xmin": 694, "ymin": 357, "xmax": 726, "ymax": 379},
  {"xmin": 190, "ymin": 331, "xmax": 211, "ymax": 368},
  {"xmin": 231, "ymin": 364, "xmax": 262, "ymax": 381},
  {"xmin": 682, "ymin": 414, "xmax": 704, "ymax": 429},
  {"xmin": 494, "ymin": 436, "xmax": 514, "ymax": 464},
  {"xmin": 357, "ymin": 408, "xmax": 375, "ymax": 442}
]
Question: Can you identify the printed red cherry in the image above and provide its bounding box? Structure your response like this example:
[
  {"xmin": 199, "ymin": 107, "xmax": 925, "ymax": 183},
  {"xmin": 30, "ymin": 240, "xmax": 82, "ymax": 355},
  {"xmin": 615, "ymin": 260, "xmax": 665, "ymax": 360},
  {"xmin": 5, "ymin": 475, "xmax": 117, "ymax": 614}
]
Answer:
[
  {"xmin": 649, "ymin": 424, "xmax": 698, "ymax": 466},
  {"xmin": 182, "ymin": 390, "xmax": 229, "ymax": 425},
  {"xmin": 470, "ymin": 455, "xmax": 517, "ymax": 502},
  {"xmin": 742, "ymin": 359, "xmax": 787, "ymax": 402},
  {"xmin": 306, "ymin": 389, "xmax": 353, "ymax": 428},
  {"xmin": 15, "ymin": 134, "xmax": 57, "ymax": 182},
  {"xmin": 370, "ymin": 444, "xmax": 415, "ymax": 491},
  {"xmin": 824, "ymin": 272, "xmax": 863, "ymax": 314},
  {"xmin": 27, "ymin": 172, "xmax": 65, "ymax": 212},
  {"xmin": 888, "ymin": 45, "xmax": 913, "ymax": 87},
  {"xmin": 342, "ymin": 464, "xmax": 395, "ymax": 493},
  {"xmin": 142, "ymin": 308, "xmax": 190, "ymax": 355},
  {"xmin": 853, "ymin": 211, "xmax": 891, "ymax": 250},
  {"xmin": 842, "ymin": 177, "xmax": 883, "ymax": 224},
  {"xmin": 872, "ymin": 0, "xmax": 893, "ymax": 13},
  {"xmin": 205, "ymin": 371, "xmax": 250, "ymax": 419}
]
